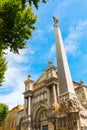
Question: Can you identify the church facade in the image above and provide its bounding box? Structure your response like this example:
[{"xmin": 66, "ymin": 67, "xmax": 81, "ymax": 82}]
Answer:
[
  {"xmin": 16, "ymin": 18, "xmax": 87, "ymax": 130},
  {"xmin": 16, "ymin": 62, "xmax": 87, "ymax": 130}
]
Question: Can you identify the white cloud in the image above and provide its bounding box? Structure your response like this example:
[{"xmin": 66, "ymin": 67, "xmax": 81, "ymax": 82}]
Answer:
[
  {"xmin": 6, "ymin": 47, "xmax": 35, "ymax": 64},
  {"xmin": 48, "ymin": 20, "xmax": 87, "ymax": 57},
  {"xmin": 33, "ymin": 29, "xmax": 44, "ymax": 41},
  {"xmin": 49, "ymin": 44, "xmax": 56, "ymax": 59},
  {"xmin": 0, "ymin": 89, "xmax": 24, "ymax": 110},
  {"xmin": 0, "ymin": 47, "xmax": 36, "ymax": 110},
  {"xmin": 47, "ymin": 20, "xmax": 87, "ymax": 60},
  {"xmin": 64, "ymin": 20, "xmax": 87, "ymax": 54},
  {"xmin": 48, "ymin": 25, "xmax": 54, "ymax": 32},
  {"xmin": 53, "ymin": 0, "xmax": 71, "ymax": 20},
  {"xmin": 0, "ymin": 74, "xmax": 25, "ymax": 110}
]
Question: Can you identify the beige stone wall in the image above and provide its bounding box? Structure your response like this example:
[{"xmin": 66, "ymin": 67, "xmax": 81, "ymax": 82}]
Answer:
[
  {"xmin": 75, "ymin": 87, "xmax": 86, "ymax": 104},
  {"xmin": 32, "ymin": 87, "xmax": 47, "ymax": 105},
  {"xmin": 16, "ymin": 110, "xmax": 24, "ymax": 126}
]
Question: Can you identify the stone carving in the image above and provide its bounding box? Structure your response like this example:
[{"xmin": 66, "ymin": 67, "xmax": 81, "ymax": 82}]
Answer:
[
  {"xmin": 59, "ymin": 97, "xmax": 68, "ymax": 112},
  {"xmin": 21, "ymin": 115, "xmax": 31, "ymax": 129},
  {"xmin": 80, "ymin": 110, "xmax": 87, "ymax": 118},
  {"xmin": 53, "ymin": 16, "xmax": 59, "ymax": 27},
  {"xmin": 73, "ymin": 119, "xmax": 77, "ymax": 126},
  {"xmin": 59, "ymin": 96, "xmax": 82, "ymax": 113},
  {"xmin": 82, "ymin": 102, "xmax": 87, "ymax": 109},
  {"xmin": 52, "ymin": 103, "xmax": 60, "ymax": 111}
]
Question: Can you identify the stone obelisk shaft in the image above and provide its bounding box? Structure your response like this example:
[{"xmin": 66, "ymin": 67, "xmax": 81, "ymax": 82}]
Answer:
[{"xmin": 53, "ymin": 17, "xmax": 75, "ymax": 97}]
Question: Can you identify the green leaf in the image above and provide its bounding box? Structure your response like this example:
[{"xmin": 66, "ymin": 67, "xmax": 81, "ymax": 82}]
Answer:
[
  {"xmin": 0, "ymin": 51, "xmax": 7, "ymax": 86},
  {"xmin": 0, "ymin": 103, "xmax": 9, "ymax": 126}
]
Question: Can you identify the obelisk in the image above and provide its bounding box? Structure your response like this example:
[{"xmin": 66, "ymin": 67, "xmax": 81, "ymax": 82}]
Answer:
[{"xmin": 53, "ymin": 17, "xmax": 75, "ymax": 98}]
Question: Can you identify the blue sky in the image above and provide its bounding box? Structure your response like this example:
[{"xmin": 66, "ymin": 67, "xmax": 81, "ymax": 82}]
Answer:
[{"xmin": 0, "ymin": 0, "xmax": 87, "ymax": 109}]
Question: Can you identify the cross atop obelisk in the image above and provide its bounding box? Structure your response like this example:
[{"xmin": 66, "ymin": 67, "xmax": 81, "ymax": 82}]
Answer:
[{"xmin": 53, "ymin": 17, "xmax": 76, "ymax": 98}]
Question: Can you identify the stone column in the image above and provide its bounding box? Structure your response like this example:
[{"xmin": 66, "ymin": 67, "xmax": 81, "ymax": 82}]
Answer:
[
  {"xmin": 47, "ymin": 88, "xmax": 51, "ymax": 107},
  {"xmin": 28, "ymin": 96, "xmax": 32, "ymax": 130},
  {"xmin": 28, "ymin": 96, "xmax": 31, "ymax": 117},
  {"xmin": 76, "ymin": 118, "xmax": 81, "ymax": 130},
  {"xmin": 24, "ymin": 75, "xmax": 34, "ymax": 130},
  {"xmin": 56, "ymin": 83, "xmax": 59, "ymax": 102},
  {"xmin": 24, "ymin": 98, "xmax": 26, "ymax": 114},
  {"xmin": 53, "ymin": 84, "xmax": 57, "ymax": 104},
  {"xmin": 83, "ymin": 87, "xmax": 87, "ymax": 101}
]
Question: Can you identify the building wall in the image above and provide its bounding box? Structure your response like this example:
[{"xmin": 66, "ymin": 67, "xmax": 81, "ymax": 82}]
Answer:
[
  {"xmin": 74, "ymin": 83, "xmax": 87, "ymax": 108},
  {"xmin": 0, "ymin": 126, "xmax": 2, "ymax": 130},
  {"xmin": 0, "ymin": 105, "xmax": 24, "ymax": 130}
]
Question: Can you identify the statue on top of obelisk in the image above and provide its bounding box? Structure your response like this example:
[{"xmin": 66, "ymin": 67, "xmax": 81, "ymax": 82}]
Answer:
[{"xmin": 53, "ymin": 16, "xmax": 59, "ymax": 27}]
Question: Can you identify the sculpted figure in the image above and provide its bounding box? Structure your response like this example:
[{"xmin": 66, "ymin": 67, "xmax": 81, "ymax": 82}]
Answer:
[{"xmin": 53, "ymin": 16, "xmax": 59, "ymax": 27}]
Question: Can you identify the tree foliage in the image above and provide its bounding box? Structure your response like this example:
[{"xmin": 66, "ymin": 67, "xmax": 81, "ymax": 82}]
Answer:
[
  {"xmin": 0, "ymin": 51, "xmax": 7, "ymax": 86},
  {"xmin": 0, "ymin": 103, "xmax": 9, "ymax": 126},
  {"xmin": 0, "ymin": 0, "xmax": 37, "ymax": 53},
  {"xmin": 0, "ymin": 0, "xmax": 47, "ymax": 86},
  {"xmin": 22, "ymin": 0, "xmax": 46, "ymax": 9}
]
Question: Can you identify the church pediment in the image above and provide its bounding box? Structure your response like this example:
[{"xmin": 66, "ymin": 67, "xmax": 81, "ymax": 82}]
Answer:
[{"xmin": 34, "ymin": 73, "xmax": 47, "ymax": 85}]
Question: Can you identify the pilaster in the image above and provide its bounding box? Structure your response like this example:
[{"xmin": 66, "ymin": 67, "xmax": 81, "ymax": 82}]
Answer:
[
  {"xmin": 23, "ymin": 75, "xmax": 34, "ymax": 130},
  {"xmin": 53, "ymin": 84, "xmax": 57, "ymax": 104}
]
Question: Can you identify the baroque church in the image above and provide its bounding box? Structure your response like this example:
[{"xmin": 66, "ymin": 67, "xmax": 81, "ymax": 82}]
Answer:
[{"xmin": 16, "ymin": 18, "xmax": 87, "ymax": 130}]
